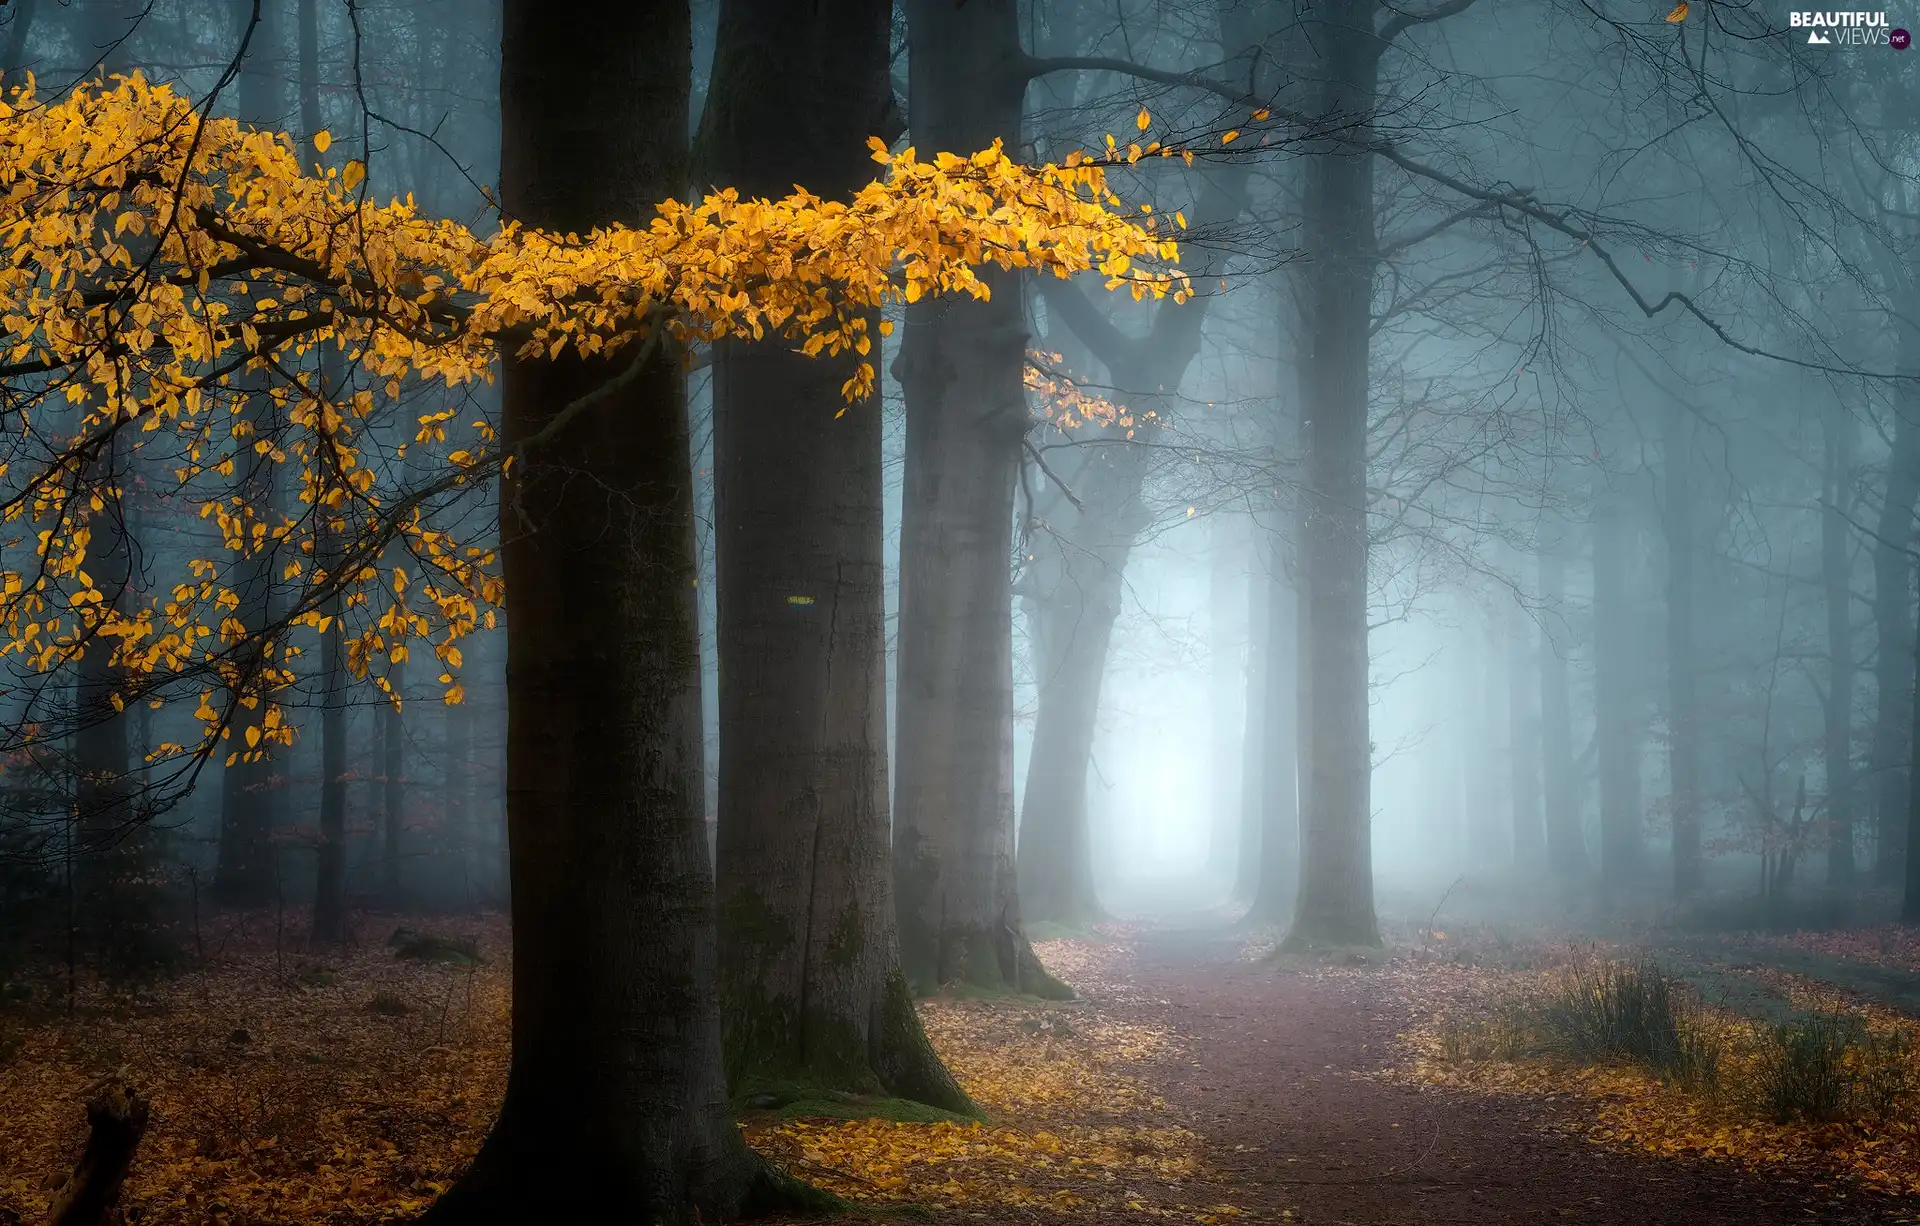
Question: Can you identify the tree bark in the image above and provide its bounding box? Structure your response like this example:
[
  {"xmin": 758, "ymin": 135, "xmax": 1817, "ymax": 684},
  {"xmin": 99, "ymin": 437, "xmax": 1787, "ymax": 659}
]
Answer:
[
  {"xmin": 1283, "ymin": 0, "xmax": 1381, "ymax": 950},
  {"xmin": 43, "ymin": 1081, "xmax": 149, "ymax": 1226},
  {"xmin": 310, "ymin": 514, "xmax": 348, "ymax": 947},
  {"xmin": 418, "ymin": 1, "xmax": 815, "ymax": 1218},
  {"xmin": 703, "ymin": 0, "xmax": 967, "ymax": 1115},
  {"xmin": 1666, "ymin": 408, "xmax": 1703, "ymax": 897},
  {"xmin": 1538, "ymin": 542, "xmax": 1585, "ymax": 876},
  {"xmin": 1593, "ymin": 492, "xmax": 1643, "ymax": 889},
  {"xmin": 1876, "ymin": 278, "xmax": 1920, "ymax": 883},
  {"xmin": 1823, "ymin": 400, "xmax": 1857, "ymax": 885},
  {"xmin": 891, "ymin": 0, "xmax": 1065, "ymax": 997}
]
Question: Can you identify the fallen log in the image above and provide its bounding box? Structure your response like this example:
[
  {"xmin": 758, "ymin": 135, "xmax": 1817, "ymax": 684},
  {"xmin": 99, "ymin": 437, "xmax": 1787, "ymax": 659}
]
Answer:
[{"xmin": 43, "ymin": 1079, "xmax": 149, "ymax": 1226}]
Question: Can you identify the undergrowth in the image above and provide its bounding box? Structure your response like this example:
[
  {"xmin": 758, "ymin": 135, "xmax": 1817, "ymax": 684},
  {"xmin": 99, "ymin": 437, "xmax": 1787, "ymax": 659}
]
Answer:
[{"xmin": 1437, "ymin": 958, "xmax": 1918, "ymax": 1125}]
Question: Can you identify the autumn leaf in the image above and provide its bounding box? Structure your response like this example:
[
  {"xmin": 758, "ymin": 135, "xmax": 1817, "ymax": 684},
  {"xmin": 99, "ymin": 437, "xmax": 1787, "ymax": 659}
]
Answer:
[{"xmin": 1665, "ymin": 1, "xmax": 1688, "ymax": 21}]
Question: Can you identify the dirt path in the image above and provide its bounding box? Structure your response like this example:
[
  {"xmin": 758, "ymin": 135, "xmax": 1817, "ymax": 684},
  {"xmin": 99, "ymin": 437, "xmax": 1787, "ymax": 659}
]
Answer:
[{"xmin": 1113, "ymin": 930, "xmax": 1913, "ymax": 1226}]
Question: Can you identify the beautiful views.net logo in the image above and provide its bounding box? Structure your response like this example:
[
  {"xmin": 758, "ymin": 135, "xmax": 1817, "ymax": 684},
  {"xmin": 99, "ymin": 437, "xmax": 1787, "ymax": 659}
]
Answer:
[{"xmin": 1789, "ymin": 11, "xmax": 1908, "ymax": 46}]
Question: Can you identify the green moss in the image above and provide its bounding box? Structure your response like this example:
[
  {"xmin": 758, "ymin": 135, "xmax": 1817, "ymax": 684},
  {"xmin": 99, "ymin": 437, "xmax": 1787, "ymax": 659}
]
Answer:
[{"xmin": 733, "ymin": 1077, "xmax": 976, "ymax": 1124}]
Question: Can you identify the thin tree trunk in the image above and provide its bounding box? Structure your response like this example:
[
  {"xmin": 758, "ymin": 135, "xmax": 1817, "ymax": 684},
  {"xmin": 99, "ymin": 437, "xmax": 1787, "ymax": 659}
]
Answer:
[
  {"xmin": 215, "ymin": 0, "xmax": 285, "ymax": 909},
  {"xmin": 1539, "ymin": 539, "xmax": 1586, "ymax": 875},
  {"xmin": 892, "ymin": 0, "xmax": 1064, "ymax": 998},
  {"xmin": 381, "ymin": 655, "xmax": 404, "ymax": 907},
  {"xmin": 1, "ymin": 0, "xmax": 40, "ymax": 76},
  {"xmin": 704, "ymin": 0, "xmax": 965, "ymax": 1115},
  {"xmin": 1877, "ymin": 279, "xmax": 1920, "ymax": 882},
  {"xmin": 1593, "ymin": 492, "xmax": 1642, "ymax": 889},
  {"xmin": 1283, "ymin": 0, "xmax": 1380, "ymax": 950},
  {"xmin": 310, "ymin": 519, "xmax": 347, "ymax": 946},
  {"xmin": 1666, "ymin": 409, "xmax": 1703, "ymax": 896},
  {"xmin": 443, "ymin": 677, "xmax": 474, "ymax": 901},
  {"xmin": 1509, "ymin": 587, "xmax": 1545, "ymax": 869},
  {"xmin": 1823, "ymin": 401, "xmax": 1856, "ymax": 884},
  {"xmin": 1903, "ymin": 599, "xmax": 1920, "ymax": 920},
  {"xmin": 1233, "ymin": 533, "xmax": 1271, "ymax": 908},
  {"xmin": 1250, "ymin": 529, "xmax": 1300, "ymax": 921},
  {"xmin": 419, "ymin": 2, "xmax": 817, "ymax": 1219},
  {"xmin": 1205, "ymin": 515, "xmax": 1247, "ymax": 886}
]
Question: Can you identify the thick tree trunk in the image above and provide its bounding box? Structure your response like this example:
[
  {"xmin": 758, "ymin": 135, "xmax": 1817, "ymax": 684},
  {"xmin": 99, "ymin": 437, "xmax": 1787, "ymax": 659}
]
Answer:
[
  {"xmin": 704, "ymin": 0, "xmax": 966, "ymax": 1115},
  {"xmin": 1539, "ymin": 540, "xmax": 1587, "ymax": 876},
  {"xmin": 1823, "ymin": 402, "xmax": 1857, "ymax": 885},
  {"xmin": 1592, "ymin": 493, "xmax": 1643, "ymax": 889},
  {"xmin": 419, "ymin": 2, "xmax": 812, "ymax": 1219},
  {"xmin": 1666, "ymin": 410, "xmax": 1702, "ymax": 897},
  {"xmin": 1283, "ymin": 0, "xmax": 1380, "ymax": 950},
  {"xmin": 1510, "ymin": 587, "xmax": 1545, "ymax": 869},
  {"xmin": 1016, "ymin": 458, "xmax": 1143, "ymax": 926},
  {"xmin": 892, "ymin": 0, "xmax": 1065, "ymax": 998},
  {"xmin": 1877, "ymin": 284, "xmax": 1920, "ymax": 883}
]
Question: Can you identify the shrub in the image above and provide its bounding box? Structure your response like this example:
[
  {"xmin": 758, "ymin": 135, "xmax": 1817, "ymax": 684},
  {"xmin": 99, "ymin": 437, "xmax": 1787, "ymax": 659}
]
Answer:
[
  {"xmin": 1755, "ymin": 1011, "xmax": 1914, "ymax": 1124},
  {"xmin": 1531, "ymin": 960, "xmax": 1719, "ymax": 1086}
]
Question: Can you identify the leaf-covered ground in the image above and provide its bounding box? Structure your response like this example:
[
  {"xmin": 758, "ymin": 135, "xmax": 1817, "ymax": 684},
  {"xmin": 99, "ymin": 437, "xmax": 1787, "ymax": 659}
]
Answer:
[{"xmin": 4, "ymin": 914, "xmax": 1906, "ymax": 1224}]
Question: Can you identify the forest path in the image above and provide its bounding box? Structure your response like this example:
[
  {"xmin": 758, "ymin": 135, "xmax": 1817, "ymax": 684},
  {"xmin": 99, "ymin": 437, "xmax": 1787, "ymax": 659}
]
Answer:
[{"xmin": 1108, "ymin": 929, "xmax": 1912, "ymax": 1225}]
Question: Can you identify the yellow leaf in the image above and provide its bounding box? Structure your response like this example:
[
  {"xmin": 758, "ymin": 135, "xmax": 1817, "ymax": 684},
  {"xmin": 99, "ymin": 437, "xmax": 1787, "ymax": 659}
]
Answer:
[
  {"xmin": 1135, "ymin": 107, "xmax": 1151, "ymax": 131},
  {"xmin": 343, "ymin": 159, "xmax": 366, "ymax": 191},
  {"xmin": 1222, "ymin": 129, "xmax": 1240, "ymax": 144},
  {"xmin": 245, "ymin": 724, "xmax": 262, "ymax": 748},
  {"xmin": 312, "ymin": 128, "xmax": 331, "ymax": 153},
  {"xmin": 1665, "ymin": 1, "xmax": 1688, "ymax": 20}
]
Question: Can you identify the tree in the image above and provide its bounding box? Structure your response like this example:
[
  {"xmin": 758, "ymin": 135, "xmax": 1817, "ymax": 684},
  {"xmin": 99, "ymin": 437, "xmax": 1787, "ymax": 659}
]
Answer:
[
  {"xmin": 891, "ymin": 0, "xmax": 1067, "ymax": 995},
  {"xmin": 1283, "ymin": 0, "xmax": 1384, "ymax": 950},
  {"xmin": 701, "ymin": 0, "xmax": 968, "ymax": 1114},
  {"xmin": 1593, "ymin": 489, "xmax": 1644, "ymax": 888},
  {"xmin": 211, "ymin": 0, "xmax": 286, "ymax": 910},
  {"xmin": 0, "ymin": 21, "xmax": 1177, "ymax": 1215}
]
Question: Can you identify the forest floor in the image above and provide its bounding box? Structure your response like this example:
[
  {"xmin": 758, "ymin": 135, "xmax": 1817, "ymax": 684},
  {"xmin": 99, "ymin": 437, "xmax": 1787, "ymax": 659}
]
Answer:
[{"xmin": 5, "ymin": 909, "xmax": 1920, "ymax": 1223}]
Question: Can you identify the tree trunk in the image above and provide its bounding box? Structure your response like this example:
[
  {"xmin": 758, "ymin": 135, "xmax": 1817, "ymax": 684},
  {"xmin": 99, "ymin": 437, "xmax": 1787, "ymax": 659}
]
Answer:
[
  {"xmin": 1, "ymin": 0, "xmax": 41, "ymax": 76},
  {"xmin": 1823, "ymin": 401, "xmax": 1857, "ymax": 885},
  {"xmin": 443, "ymin": 675, "xmax": 475, "ymax": 902},
  {"xmin": 703, "ymin": 0, "xmax": 967, "ymax": 1115},
  {"xmin": 1903, "ymin": 598, "xmax": 1920, "ymax": 919},
  {"xmin": 381, "ymin": 653, "xmax": 404, "ymax": 907},
  {"xmin": 213, "ymin": 2, "xmax": 286, "ymax": 911},
  {"xmin": 1283, "ymin": 0, "xmax": 1380, "ymax": 950},
  {"xmin": 1509, "ymin": 589, "xmax": 1545, "ymax": 869},
  {"xmin": 1666, "ymin": 409, "xmax": 1702, "ymax": 897},
  {"xmin": 418, "ymin": 2, "xmax": 815, "ymax": 1220},
  {"xmin": 310, "ymin": 519, "xmax": 348, "ymax": 947},
  {"xmin": 43, "ymin": 1081, "xmax": 149, "ymax": 1226},
  {"xmin": 1233, "ymin": 533, "xmax": 1271, "ymax": 908},
  {"xmin": 1593, "ymin": 492, "xmax": 1643, "ymax": 889},
  {"xmin": 1539, "ymin": 538, "xmax": 1586, "ymax": 876},
  {"xmin": 1877, "ymin": 281, "xmax": 1920, "ymax": 883},
  {"xmin": 1204, "ymin": 515, "xmax": 1247, "ymax": 887},
  {"xmin": 891, "ymin": 0, "xmax": 1064, "ymax": 998},
  {"xmin": 1249, "ymin": 528, "xmax": 1300, "ymax": 921}
]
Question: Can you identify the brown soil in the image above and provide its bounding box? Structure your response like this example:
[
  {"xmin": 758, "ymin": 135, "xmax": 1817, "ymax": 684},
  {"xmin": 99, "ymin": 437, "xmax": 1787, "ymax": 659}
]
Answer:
[{"xmin": 1108, "ymin": 928, "xmax": 1913, "ymax": 1225}]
